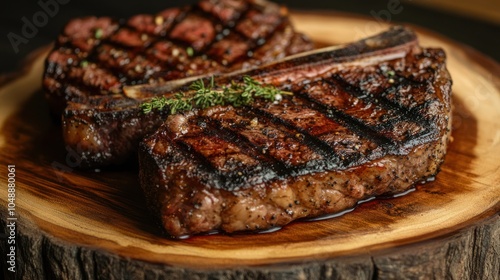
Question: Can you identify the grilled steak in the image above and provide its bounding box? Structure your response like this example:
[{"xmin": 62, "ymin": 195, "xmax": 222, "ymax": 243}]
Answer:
[
  {"xmin": 138, "ymin": 26, "xmax": 452, "ymax": 238},
  {"xmin": 43, "ymin": 0, "xmax": 313, "ymax": 116}
]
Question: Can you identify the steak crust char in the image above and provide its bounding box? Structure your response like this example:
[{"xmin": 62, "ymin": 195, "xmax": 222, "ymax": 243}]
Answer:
[{"xmin": 138, "ymin": 27, "xmax": 452, "ymax": 238}]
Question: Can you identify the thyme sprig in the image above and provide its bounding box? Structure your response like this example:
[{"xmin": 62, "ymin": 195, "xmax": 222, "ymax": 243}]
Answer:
[{"xmin": 141, "ymin": 76, "xmax": 291, "ymax": 114}]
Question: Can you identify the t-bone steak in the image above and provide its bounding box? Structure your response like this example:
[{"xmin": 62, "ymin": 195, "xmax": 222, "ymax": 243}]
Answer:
[{"xmin": 138, "ymin": 26, "xmax": 453, "ymax": 238}]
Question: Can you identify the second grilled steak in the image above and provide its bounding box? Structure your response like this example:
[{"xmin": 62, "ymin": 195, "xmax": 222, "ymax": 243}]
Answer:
[
  {"xmin": 138, "ymin": 27, "xmax": 452, "ymax": 238},
  {"xmin": 47, "ymin": 0, "xmax": 314, "ymax": 168},
  {"xmin": 43, "ymin": 0, "xmax": 313, "ymax": 116}
]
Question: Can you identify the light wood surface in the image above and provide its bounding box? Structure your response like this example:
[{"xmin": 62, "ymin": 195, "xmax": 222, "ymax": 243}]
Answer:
[{"xmin": 0, "ymin": 12, "xmax": 499, "ymax": 279}]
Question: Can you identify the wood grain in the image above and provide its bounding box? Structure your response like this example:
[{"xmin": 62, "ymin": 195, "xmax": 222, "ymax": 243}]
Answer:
[{"xmin": 0, "ymin": 12, "xmax": 499, "ymax": 279}]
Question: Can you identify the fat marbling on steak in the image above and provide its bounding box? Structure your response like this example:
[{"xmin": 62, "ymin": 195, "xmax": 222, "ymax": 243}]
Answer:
[
  {"xmin": 44, "ymin": 0, "xmax": 314, "ymax": 167},
  {"xmin": 138, "ymin": 27, "xmax": 452, "ymax": 238}
]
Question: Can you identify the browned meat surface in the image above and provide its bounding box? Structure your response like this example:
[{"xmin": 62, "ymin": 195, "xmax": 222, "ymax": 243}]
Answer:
[
  {"xmin": 43, "ymin": 0, "xmax": 313, "ymax": 117},
  {"xmin": 138, "ymin": 27, "xmax": 452, "ymax": 238}
]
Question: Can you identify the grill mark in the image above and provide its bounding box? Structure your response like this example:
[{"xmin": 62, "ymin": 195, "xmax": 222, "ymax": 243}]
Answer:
[
  {"xmin": 326, "ymin": 76, "xmax": 423, "ymax": 145},
  {"xmin": 190, "ymin": 4, "xmax": 251, "ymax": 57},
  {"xmin": 58, "ymin": 7, "xmax": 193, "ymax": 86},
  {"xmin": 60, "ymin": 18, "xmax": 120, "ymax": 53},
  {"xmin": 329, "ymin": 75, "xmax": 404, "ymax": 128},
  {"xmin": 251, "ymin": 102, "xmax": 383, "ymax": 169},
  {"xmin": 246, "ymin": 102, "xmax": 345, "ymax": 168},
  {"xmin": 396, "ymin": 98, "xmax": 442, "ymax": 149},
  {"xmin": 171, "ymin": 138, "xmax": 226, "ymax": 189},
  {"xmin": 74, "ymin": 19, "xmax": 127, "ymax": 82},
  {"xmin": 241, "ymin": 21, "xmax": 292, "ymax": 64},
  {"xmin": 177, "ymin": 117, "xmax": 281, "ymax": 190},
  {"xmin": 205, "ymin": 108, "xmax": 335, "ymax": 173},
  {"xmin": 379, "ymin": 100, "xmax": 439, "ymax": 151},
  {"xmin": 338, "ymin": 74, "xmax": 429, "ymax": 123},
  {"xmin": 197, "ymin": 0, "xmax": 250, "ymax": 25},
  {"xmin": 143, "ymin": 8, "xmax": 199, "ymax": 54},
  {"xmin": 167, "ymin": 7, "xmax": 192, "ymax": 32},
  {"xmin": 295, "ymin": 83, "xmax": 398, "ymax": 154},
  {"xmin": 46, "ymin": 60, "xmax": 123, "ymax": 95},
  {"xmin": 333, "ymin": 74, "xmax": 440, "ymax": 147},
  {"xmin": 234, "ymin": 6, "xmax": 282, "ymax": 40},
  {"xmin": 46, "ymin": 35, "xmax": 125, "ymax": 90},
  {"xmin": 200, "ymin": 115, "xmax": 288, "ymax": 176},
  {"xmin": 92, "ymin": 44, "xmax": 140, "ymax": 77},
  {"xmin": 126, "ymin": 8, "xmax": 187, "ymax": 38},
  {"xmin": 95, "ymin": 46, "xmax": 164, "ymax": 85},
  {"xmin": 380, "ymin": 75, "xmax": 440, "ymax": 117}
]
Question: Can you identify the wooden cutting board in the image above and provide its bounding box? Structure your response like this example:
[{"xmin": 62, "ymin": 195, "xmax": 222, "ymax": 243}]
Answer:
[{"xmin": 0, "ymin": 12, "xmax": 499, "ymax": 279}]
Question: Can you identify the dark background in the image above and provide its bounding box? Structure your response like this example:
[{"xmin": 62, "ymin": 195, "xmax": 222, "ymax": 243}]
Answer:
[{"xmin": 1, "ymin": 0, "xmax": 499, "ymax": 75}]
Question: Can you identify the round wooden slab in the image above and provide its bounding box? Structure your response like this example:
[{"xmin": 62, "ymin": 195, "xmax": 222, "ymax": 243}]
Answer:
[{"xmin": 1, "ymin": 12, "xmax": 499, "ymax": 279}]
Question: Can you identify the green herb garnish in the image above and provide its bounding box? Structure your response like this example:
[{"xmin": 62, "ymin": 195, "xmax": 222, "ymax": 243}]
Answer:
[
  {"xmin": 94, "ymin": 28, "xmax": 103, "ymax": 39},
  {"xmin": 186, "ymin": 47, "xmax": 194, "ymax": 57},
  {"xmin": 141, "ymin": 76, "xmax": 291, "ymax": 114}
]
